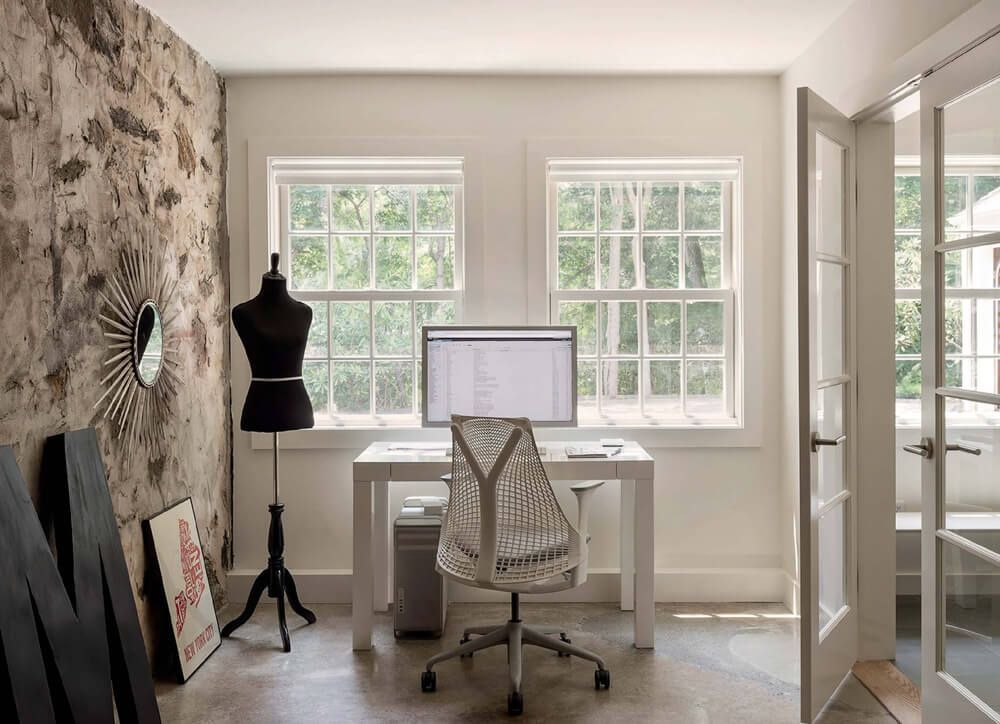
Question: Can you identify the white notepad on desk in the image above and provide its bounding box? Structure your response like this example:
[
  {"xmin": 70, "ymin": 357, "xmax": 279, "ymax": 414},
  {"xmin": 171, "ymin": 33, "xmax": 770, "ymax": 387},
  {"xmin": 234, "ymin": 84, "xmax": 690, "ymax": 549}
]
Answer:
[{"xmin": 565, "ymin": 445, "xmax": 614, "ymax": 458}]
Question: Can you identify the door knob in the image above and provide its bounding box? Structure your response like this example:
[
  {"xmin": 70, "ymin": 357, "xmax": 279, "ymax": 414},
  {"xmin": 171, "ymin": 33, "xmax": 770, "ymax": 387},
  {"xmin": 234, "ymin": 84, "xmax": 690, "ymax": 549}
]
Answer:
[{"xmin": 903, "ymin": 438, "xmax": 933, "ymax": 459}]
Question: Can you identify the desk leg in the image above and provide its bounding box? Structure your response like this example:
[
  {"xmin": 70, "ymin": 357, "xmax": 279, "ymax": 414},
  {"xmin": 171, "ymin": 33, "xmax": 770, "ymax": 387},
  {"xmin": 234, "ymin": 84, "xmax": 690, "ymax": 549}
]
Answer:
[
  {"xmin": 373, "ymin": 480, "xmax": 390, "ymax": 612},
  {"xmin": 635, "ymin": 477, "xmax": 654, "ymax": 649},
  {"xmin": 353, "ymin": 478, "xmax": 374, "ymax": 651},
  {"xmin": 620, "ymin": 479, "xmax": 635, "ymax": 612}
]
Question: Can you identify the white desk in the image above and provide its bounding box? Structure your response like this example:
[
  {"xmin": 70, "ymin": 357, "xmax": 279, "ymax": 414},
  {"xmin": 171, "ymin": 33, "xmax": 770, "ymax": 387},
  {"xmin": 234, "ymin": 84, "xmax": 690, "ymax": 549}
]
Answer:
[{"xmin": 352, "ymin": 441, "xmax": 655, "ymax": 651}]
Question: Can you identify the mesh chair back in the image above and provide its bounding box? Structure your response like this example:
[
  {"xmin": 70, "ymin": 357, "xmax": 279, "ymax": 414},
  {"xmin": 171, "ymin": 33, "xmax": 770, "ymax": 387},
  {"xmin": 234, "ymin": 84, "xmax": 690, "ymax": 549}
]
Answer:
[{"xmin": 436, "ymin": 415, "xmax": 576, "ymax": 587}]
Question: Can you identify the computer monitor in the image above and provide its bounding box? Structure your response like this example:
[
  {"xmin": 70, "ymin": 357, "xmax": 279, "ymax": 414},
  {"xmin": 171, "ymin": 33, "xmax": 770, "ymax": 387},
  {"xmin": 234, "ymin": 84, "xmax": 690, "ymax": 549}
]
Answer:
[{"xmin": 422, "ymin": 326, "xmax": 577, "ymax": 427}]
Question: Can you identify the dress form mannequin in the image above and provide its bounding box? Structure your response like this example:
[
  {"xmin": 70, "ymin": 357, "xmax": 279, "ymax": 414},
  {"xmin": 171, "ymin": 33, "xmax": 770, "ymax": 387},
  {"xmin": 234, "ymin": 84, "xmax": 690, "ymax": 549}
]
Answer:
[{"xmin": 221, "ymin": 253, "xmax": 316, "ymax": 652}]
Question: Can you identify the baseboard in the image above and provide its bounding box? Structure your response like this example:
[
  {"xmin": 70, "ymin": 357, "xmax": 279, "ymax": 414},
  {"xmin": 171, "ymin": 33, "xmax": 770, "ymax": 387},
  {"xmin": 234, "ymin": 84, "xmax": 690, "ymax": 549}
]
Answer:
[
  {"xmin": 226, "ymin": 567, "xmax": 788, "ymax": 605},
  {"xmin": 782, "ymin": 570, "xmax": 800, "ymax": 615}
]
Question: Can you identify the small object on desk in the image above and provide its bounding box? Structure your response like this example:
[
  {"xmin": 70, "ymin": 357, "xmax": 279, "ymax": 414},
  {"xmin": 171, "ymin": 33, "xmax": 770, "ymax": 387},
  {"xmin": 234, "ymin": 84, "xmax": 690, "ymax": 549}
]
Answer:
[
  {"xmin": 566, "ymin": 445, "xmax": 613, "ymax": 458},
  {"xmin": 601, "ymin": 438, "xmax": 625, "ymax": 448},
  {"xmin": 388, "ymin": 442, "xmax": 451, "ymax": 452}
]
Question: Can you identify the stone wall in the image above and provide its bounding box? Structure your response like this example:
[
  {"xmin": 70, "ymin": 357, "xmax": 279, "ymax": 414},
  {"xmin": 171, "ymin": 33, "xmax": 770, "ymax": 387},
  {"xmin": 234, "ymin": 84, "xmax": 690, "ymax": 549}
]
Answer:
[{"xmin": 0, "ymin": 0, "xmax": 230, "ymax": 667}]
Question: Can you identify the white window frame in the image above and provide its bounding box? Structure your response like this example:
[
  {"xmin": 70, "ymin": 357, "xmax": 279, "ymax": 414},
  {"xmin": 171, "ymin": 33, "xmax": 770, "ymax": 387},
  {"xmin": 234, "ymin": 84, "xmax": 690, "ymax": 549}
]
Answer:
[
  {"xmin": 894, "ymin": 156, "xmax": 1000, "ymax": 429},
  {"xmin": 245, "ymin": 137, "xmax": 485, "ymax": 449},
  {"xmin": 546, "ymin": 167, "xmax": 738, "ymax": 425},
  {"xmin": 276, "ymin": 177, "xmax": 464, "ymax": 425}
]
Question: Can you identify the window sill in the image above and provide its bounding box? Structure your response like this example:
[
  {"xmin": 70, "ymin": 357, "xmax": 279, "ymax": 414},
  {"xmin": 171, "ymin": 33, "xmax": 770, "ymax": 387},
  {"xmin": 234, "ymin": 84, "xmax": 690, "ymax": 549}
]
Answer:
[{"xmin": 249, "ymin": 417, "xmax": 758, "ymax": 450}]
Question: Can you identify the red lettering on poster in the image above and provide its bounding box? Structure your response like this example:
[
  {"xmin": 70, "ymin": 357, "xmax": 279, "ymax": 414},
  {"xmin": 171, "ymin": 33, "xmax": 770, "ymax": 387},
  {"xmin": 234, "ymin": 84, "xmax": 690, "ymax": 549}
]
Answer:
[{"xmin": 173, "ymin": 518, "xmax": 206, "ymax": 636}]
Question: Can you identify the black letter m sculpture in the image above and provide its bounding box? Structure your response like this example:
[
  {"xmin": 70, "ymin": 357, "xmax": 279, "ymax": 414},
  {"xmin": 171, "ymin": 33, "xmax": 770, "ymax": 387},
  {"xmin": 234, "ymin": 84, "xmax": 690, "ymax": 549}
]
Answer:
[{"xmin": 0, "ymin": 429, "xmax": 160, "ymax": 723}]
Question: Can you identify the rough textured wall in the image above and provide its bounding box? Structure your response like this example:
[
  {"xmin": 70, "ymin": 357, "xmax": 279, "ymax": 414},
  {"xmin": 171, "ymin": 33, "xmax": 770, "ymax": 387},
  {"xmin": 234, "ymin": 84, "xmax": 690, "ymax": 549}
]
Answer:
[{"xmin": 0, "ymin": 0, "xmax": 230, "ymax": 667}]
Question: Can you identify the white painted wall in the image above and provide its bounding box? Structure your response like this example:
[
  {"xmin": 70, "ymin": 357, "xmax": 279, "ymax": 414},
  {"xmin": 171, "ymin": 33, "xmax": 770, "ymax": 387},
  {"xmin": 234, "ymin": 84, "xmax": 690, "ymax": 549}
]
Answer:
[
  {"xmin": 226, "ymin": 74, "xmax": 786, "ymax": 602},
  {"xmin": 778, "ymin": 0, "xmax": 991, "ymax": 614}
]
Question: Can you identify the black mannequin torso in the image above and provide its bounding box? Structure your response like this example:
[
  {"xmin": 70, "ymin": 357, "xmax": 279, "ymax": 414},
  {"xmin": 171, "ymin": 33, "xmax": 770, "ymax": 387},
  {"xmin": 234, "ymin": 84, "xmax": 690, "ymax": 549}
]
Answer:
[{"xmin": 233, "ymin": 254, "xmax": 315, "ymax": 432}]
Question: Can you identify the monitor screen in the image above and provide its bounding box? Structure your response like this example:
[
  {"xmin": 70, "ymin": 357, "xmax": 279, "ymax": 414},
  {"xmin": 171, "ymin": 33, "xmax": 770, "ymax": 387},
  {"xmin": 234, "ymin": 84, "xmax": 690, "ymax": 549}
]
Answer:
[{"xmin": 422, "ymin": 327, "xmax": 577, "ymax": 427}]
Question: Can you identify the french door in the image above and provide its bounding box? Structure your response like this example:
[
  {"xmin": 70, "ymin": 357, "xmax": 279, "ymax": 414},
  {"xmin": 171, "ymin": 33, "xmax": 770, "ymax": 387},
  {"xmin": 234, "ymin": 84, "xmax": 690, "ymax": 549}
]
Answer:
[
  {"xmin": 797, "ymin": 87, "xmax": 859, "ymax": 723},
  {"xmin": 917, "ymin": 32, "xmax": 1000, "ymax": 723}
]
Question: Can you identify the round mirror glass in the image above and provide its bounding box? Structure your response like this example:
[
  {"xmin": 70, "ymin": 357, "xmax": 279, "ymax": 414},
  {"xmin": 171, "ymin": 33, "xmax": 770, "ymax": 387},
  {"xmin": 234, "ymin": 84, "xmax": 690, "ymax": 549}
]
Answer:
[{"xmin": 133, "ymin": 300, "xmax": 163, "ymax": 387}]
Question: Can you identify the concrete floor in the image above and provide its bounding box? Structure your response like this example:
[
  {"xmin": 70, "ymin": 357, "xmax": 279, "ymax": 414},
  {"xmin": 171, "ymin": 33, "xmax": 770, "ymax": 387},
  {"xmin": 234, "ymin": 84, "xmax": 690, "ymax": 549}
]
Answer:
[{"xmin": 156, "ymin": 602, "xmax": 892, "ymax": 723}]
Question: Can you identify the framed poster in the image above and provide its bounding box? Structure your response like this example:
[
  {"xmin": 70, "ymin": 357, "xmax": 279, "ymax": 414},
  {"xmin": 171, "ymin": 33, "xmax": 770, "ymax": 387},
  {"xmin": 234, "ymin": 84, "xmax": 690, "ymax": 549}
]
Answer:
[{"xmin": 146, "ymin": 498, "xmax": 220, "ymax": 681}]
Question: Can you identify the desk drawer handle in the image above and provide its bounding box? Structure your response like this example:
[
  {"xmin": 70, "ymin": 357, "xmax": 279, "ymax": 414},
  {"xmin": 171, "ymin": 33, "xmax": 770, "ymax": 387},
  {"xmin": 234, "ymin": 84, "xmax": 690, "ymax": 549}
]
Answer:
[{"xmin": 811, "ymin": 433, "xmax": 846, "ymax": 452}]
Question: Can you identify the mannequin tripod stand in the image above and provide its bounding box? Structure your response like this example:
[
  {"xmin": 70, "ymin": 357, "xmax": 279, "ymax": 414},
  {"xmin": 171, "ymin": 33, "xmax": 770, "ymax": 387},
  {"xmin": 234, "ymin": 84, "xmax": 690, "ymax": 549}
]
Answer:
[{"xmin": 221, "ymin": 432, "xmax": 315, "ymax": 652}]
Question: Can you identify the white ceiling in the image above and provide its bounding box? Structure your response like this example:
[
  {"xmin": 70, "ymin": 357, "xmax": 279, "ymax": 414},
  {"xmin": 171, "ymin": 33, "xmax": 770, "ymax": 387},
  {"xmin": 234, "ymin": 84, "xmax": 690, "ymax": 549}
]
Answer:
[{"xmin": 138, "ymin": 0, "xmax": 855, "ymax": 76}]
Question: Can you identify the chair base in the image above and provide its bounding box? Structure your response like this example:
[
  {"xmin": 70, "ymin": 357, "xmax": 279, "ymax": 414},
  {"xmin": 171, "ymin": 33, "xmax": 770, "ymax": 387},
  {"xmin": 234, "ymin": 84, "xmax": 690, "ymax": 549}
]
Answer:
[{"xmin": 421, "ymin": 595, "xmax": 610, "ymax": 715}]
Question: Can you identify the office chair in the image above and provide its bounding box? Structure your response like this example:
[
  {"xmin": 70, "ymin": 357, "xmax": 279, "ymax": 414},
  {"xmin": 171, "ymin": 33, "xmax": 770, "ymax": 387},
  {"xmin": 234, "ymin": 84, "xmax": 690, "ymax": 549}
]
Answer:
[{"xmin": 420, "ymin": 415, "xmax": 610, "ymax": 716}]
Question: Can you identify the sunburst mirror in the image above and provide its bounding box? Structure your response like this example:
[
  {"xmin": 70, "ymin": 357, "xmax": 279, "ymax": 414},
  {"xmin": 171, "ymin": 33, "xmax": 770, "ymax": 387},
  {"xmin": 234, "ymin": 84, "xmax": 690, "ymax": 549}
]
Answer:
[{"xmin": 96, "ymin": 232, "xmax": 180, "ymax": 453}]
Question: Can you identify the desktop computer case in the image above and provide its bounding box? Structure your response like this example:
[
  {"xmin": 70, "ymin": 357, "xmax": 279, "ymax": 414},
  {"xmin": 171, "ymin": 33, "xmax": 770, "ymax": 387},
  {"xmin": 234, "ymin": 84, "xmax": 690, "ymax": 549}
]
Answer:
[{"xmin": 393, "ymin": 516, "xmax": 447, "ymax": 637}]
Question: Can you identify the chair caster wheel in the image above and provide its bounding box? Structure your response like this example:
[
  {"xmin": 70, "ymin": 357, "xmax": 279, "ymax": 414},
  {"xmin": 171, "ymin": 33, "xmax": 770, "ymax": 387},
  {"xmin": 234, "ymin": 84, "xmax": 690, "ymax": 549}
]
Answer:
[
  {"xmin": 558, "ymin": 634, "xmax": 571, "ymax": 656},
  {"xmin": 595, "ymin": 668, "xmax": 611, "ymax": 690},
  {"xmin": 507, "ymin": 691, "xmax": 524, "ymax": 715},
  {"xmin": 421, "ymin": 670, "xmax": 437, "ymax": 692},
  {"xmin": 460, "ymin": 637, "xmax": 473, "ymax": 657}
]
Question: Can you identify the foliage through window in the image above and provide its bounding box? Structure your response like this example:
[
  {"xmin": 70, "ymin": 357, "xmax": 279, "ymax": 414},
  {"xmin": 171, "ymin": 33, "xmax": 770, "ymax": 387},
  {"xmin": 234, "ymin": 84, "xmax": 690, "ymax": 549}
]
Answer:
[
  {"xmin": 279, "ymin": 170, "xmax": 462, "ymax": 425},
  {"xmin": 894, "ymin": 165, "xmax": 1000, "ymax": 424},
  {"xmin": 548, "ymin": 160, "xmax": 740, "ymax": 424}
]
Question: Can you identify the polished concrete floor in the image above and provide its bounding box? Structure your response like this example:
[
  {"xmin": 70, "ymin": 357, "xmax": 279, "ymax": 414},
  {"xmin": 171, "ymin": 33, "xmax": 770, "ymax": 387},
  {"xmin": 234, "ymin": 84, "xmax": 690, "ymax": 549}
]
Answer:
[{"xmin": 156, "ymin": 602, "xmax": 893, "ymax": 723}]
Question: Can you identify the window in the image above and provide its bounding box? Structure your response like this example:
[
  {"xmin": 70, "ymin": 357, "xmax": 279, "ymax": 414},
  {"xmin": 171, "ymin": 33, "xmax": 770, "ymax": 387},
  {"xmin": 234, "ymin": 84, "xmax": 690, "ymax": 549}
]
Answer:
[
  {"xmin": 274, "ymin": 158, "xmax": 464, "ymax": 426},
  {"xmin": 547, "ymin": 159, "xmax": 741, "ymax": 425},
  {"xmin": 894, "ymin": 161, "xmax": 1000, "ymax": 425}
]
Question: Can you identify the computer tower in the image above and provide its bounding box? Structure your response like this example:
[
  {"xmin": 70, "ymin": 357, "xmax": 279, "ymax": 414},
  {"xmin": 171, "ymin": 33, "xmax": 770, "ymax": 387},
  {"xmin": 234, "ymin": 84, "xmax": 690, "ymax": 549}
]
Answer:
[{"xmin": 393, "ymin": 497, "xmax": 448, "ymax": 637}]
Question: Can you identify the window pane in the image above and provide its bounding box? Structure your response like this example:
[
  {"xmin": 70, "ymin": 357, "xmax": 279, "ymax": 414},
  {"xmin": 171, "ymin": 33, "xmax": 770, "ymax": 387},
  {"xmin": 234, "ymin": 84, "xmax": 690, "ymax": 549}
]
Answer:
[
  {"xmin": 415, "ymin": 301, "xmax": 456, "ymax": 334},
  {"xmin": 644, "ymin": 360, "xmax": 680, "ymax": 417},
  {"xmin": 415, "ymin": 186, "xmax": 455, "ymax": 231},
  {"xmin": 303, "ymin": 360, "xmax": 329, "ymax": 416},
  {"xmin": 305, "ymin": 301, "xmax": 328, "ymax": 358},
  {"xmin": 817, "ymin": 383, "xmax": 846, "ymax": 504},
  {"xmin": 289, "ymin": 185, "xmax": 328, "ymax": 231},
  {"xmin": 558, "ymin": 236, "xmax": 595, "ymax": 289},
  {"xmin": 332, "ymin": 361, "xmax": 370, "ymax": 415},
  {"xmin": 817, "ymin": 502, "xmax": 847, "ymax": 632},
  {"xmin": 415, "ymin": 235, "xmax": 455, "ymax": 289},
  {"xmin": 686, "ymin": 360, "xmax": 725, "ymax": 417},
  {"xmin": 331, "ymin": 235, "xmax": 370, "ymax": 289},
  {"xmin": 374, "ymin": 236, "xmax": 413, "ymax": 289},
  {"xmin": 944, "ymin": 399, "xmax": 1000, "ymax": 546},
  {"xmin": 687, "ymin": 301, "xmax": 724, "ymax": 355},
  {"xmin": 331, "ymin": 302, "xmax": 370, "ymax": 357},
  {"xmin": 684, "ymin": 181, "xmax": 722, "ymax": 231},
  {"xmin": 599, "ymin": 235, "xmax": 638, "ymax": 289},
  {"xmin": 974, "ymin": 175, "xmax": 1000, "ymax": 232},
  {"xmin": 600, "ymin": 301, "xmax": 638, "ymax": 356},
  {"xmin": 645, "ymin": 301, "xmax": 681, "ymax": 355},
  {"xmin": 642, "ymin": 235, "xmax": 679, "ymax": 289},
  {"xmin": 685, "ymin": 235, "xmax": 722, "ymax": 288},
  {"xmin": 895, "ymin": 360, "xmax": 921, "ymax": 416},
  {"xmin": 290, "ymin": 235, "xmax": 328, "ymax": 290},
  {"xmin": 331, "ymin": 186, "xmax": 370, "ymax": 231},
  {"xmin": 557, "ymin": 183, "xmax": 594, "ymax": 232},
  {"xmin": 373, "ymin": 185, "xmax": 411, "ymax": 231},
  {"xmin": 558, "ymin": 301, "xmax": 597, "ymax": 356},
  {"xmin": 600, "ymin": 360, "xmax": 638, "ymax": 417},
  {"xmin": 577, "ymin": 360, "xmax": 597, "ymax": 415},
  {"xmin": 944, "ymin": 175, "xmax": 968, "ymax": 230},
  {"xmin": 945, "ymin": 243, "xmax": 1000, "ymax": 289},
  {"xmin": 375, "ymin": 361, "xmax": 414, "ymax": 415},
  {"xmin": 941, "ymin": 541, "xmax": 1000, "ymax": 712},
  {"xmin": 641, "ymin": 182, "xmax": 679, "ymax": 231},
  {"xmin": 374, "ymin": 301, "xmax": 412, "ymax": 356},
  {"xmin": 894, "ymin": 176, "xmax": 921, "ymax": 230},
  {"xmin": 895, "ymin": 300, "xmax": 921, "ymax": 355},
  {"xmin": 894, "ymin": 234, "xmax": 920, "ymax": 288},
  {"xmin": 816, "ymin": 136, "xmax": 845, "ymax": 255},
  {"xmin": 599, "ymin": 182, "xmax": 638, "ymax": 231},
  {"xmin": 817, "ymin": 261, "xmax": 845, "ymax": 380}
]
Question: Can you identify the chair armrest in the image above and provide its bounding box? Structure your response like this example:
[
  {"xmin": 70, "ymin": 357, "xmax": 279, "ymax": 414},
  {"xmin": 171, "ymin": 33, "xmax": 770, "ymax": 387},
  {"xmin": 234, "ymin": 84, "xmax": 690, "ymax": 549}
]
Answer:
[
  {"xmin": 440, "ymin": 473, "xmax": 452, "ymax": 487},
  {"xmin": 570, "ymin": 480, "xmax": 606, "ymax": 543}
]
